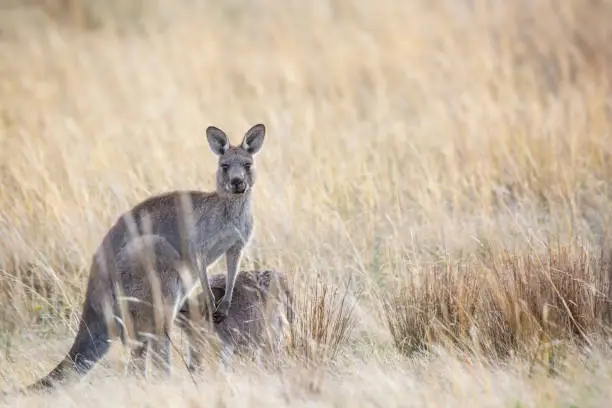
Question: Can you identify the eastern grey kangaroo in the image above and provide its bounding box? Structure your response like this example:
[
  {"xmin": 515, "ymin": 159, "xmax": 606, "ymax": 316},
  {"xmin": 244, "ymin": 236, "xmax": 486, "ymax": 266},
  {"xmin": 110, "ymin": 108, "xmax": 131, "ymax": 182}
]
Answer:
[
  {"xmin": 24, "ymin": 123, "xmax": 266, "ymax": 391},
  {"xmin": 177, "ymin": 269, "xmax": 295, "ymax": 371}
]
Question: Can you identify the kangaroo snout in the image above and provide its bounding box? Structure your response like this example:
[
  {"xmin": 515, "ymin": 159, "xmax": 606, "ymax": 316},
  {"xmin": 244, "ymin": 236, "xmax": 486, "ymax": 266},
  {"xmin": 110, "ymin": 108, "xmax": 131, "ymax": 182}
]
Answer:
[{"xmin": 230, "ymin": 177, "xmax": 247, "ymax": 194}]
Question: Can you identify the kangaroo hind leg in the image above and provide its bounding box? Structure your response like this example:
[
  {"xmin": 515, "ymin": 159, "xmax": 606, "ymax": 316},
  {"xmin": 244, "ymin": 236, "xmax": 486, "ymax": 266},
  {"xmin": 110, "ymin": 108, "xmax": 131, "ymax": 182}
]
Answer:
[{"xmin": 116, "ymin": 234, "xmax": 183, "ymax": 380}]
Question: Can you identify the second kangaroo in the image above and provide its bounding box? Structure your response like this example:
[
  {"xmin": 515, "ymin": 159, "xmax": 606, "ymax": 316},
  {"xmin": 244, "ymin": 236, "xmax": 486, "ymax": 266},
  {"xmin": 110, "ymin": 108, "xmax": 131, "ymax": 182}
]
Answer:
[{"xmin": 25, "ymin": 123, "xmax": 266, "ymax": 391}]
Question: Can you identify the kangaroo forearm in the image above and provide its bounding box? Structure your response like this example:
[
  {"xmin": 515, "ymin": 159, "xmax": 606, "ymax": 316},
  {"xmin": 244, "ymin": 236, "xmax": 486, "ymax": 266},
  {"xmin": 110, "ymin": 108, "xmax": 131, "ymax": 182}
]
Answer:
[
  {"xmin": 185, "ymin": 241, "xmax": 215, "ymax": 312},
  {"xmin": 224, "ymin": 246, "xmax": 243, "ymax": 303},
  {"xmin": 199, "ymin": 264, "xmax": 216, "ymax": 304}
]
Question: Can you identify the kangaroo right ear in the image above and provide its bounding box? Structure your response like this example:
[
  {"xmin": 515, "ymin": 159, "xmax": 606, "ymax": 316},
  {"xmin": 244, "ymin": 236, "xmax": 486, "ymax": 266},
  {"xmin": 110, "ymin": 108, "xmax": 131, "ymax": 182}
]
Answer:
[
  {"xmin": 206, "ymin": 126, "xmax": 229, "ymax": 156},
  {"xmin": 241, "ymin": 123, "xmax": 266, "ymax": 155}
]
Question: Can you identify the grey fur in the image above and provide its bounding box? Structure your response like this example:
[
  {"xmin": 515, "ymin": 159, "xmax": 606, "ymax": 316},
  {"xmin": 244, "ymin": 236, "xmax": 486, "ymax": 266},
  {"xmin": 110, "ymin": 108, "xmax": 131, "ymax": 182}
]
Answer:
[
  {"xmin": 24, "ymin": 123, "xmax": 266, "ymax": 392},
  {"xmin": 176, "ymin": 269, "xmax": 295, "ymax": 371}
]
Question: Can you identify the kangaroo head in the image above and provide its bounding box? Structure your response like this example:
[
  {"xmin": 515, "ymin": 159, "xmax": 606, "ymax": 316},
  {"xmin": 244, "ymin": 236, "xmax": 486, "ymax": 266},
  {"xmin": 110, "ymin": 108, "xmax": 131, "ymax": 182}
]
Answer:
[{"xmin": 206, "ymin": 123, "xmax": 266, "ymax": 197}]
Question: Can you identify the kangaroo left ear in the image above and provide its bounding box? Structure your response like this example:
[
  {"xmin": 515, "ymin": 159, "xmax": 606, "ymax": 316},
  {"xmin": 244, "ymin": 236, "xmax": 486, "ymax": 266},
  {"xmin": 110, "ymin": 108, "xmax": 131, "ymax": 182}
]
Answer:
[
  {"xmin": 206, "ymin": 126, "xmax": 230, "ymax": 156},
  {"xmin": 241, "ymin": 123, "xmax": 266, "ymax": 155}
]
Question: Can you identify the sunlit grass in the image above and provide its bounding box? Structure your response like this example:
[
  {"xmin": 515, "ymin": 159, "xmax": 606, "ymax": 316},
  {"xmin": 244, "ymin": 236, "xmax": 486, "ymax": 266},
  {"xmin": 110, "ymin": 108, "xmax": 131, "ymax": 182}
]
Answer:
[{"xmin": 0, "ymin": 0, "xmax": 611, "ymax": 406}]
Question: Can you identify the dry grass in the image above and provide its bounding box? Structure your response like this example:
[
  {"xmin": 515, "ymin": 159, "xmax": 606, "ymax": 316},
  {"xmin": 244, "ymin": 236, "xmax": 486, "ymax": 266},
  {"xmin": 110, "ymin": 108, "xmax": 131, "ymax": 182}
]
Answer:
[
  {"xmin": 1, "ymin": 0, "xmax": 612, "ymax": 406},
  {"xmin": 288, "ymin": 278, "xmax": 358, "ymax": 364},
  {"xmin": 383, "ymin": 243, "xmax": 611, "ymax": 360}
]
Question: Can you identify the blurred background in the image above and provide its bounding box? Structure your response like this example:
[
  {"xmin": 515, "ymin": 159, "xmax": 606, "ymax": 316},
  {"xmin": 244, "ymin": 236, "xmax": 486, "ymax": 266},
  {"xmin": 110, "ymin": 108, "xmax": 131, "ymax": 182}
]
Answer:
[{"xmin": 0, "ymin": 0, "xmax": 611, "ymax": 404}]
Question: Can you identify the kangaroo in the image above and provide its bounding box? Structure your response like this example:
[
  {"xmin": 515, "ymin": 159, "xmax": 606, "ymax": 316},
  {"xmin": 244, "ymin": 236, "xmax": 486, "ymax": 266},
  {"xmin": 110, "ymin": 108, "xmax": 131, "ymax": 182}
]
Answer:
[
  {"xmin": 177, "ymin": 269, "xmax": 295, "ymax": 371},
  {"xmin": 23, "ymin": 123, "xmax": 266, "ymax": 392}
]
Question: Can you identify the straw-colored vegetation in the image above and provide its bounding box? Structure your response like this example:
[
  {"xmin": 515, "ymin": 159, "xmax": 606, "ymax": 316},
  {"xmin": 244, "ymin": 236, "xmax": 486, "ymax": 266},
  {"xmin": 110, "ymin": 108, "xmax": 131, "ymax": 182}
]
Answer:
[{"xmin": 1, "ymin": 0, "xmax": 611, "ymax": 406}]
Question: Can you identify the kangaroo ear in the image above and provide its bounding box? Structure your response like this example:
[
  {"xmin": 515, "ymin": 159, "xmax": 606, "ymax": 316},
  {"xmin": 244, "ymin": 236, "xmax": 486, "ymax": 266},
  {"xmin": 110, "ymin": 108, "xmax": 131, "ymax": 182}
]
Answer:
[
  {"xmin": 241, "ymin": 123, "xmax": 266, "ymax": 155},
  {"xmin": 206, "ymin": 126, "xmax": 229, "ymax": 156}
]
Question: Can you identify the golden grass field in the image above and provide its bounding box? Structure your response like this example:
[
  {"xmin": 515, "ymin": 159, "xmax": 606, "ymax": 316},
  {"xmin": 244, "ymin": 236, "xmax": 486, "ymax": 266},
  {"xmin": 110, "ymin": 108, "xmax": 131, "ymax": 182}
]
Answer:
[{"xmin": 1, "ymin": 0, "xmax": 612, "ymax": 406}]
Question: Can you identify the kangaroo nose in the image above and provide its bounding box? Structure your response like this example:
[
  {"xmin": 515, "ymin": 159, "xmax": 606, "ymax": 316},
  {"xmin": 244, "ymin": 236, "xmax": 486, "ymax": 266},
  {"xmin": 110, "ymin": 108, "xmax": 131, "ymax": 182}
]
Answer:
[{"xmin": 229, "ymin": 177, "xmax": 246, "ymax": 193}]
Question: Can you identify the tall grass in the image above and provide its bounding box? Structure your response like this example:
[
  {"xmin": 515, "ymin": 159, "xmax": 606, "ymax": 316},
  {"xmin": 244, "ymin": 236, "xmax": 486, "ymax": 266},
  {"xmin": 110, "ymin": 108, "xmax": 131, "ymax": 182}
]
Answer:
[
  {"xmin": 1, "ymin": 0, "xmax": 612, "ymax": 405},
  {"xmin": 288, "ymin": 278, "xmax": 358, "ymax": 364},
  {"xmin": 383, "ymin": 243, "xmax": 611, "ymax": 360}
]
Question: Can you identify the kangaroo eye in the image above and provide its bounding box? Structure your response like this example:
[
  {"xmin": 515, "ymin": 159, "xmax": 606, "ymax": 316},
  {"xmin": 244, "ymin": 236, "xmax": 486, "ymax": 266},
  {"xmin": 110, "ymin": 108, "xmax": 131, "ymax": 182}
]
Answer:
[
  {"xmin": 221, "ymin": 164, "xmax": 230, "ymax": 171},
  {"xmin": 245, "ymin": 163, "xmax": 252, "ymax": 170}
]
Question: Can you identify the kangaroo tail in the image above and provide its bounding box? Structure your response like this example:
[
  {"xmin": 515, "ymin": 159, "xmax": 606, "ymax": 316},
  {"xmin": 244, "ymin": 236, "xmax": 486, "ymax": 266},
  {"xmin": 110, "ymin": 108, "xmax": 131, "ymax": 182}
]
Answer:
[{"xmin": 24, "ymin": 300, "xmax": 112, "ymax": 392}]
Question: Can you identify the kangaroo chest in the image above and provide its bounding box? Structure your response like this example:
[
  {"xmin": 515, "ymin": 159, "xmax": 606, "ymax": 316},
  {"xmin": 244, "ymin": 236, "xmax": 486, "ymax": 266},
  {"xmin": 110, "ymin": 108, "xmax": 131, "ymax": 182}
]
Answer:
[{"xmin": 196, "ymin": 218, "xmax": 252, "ymax": 266}]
